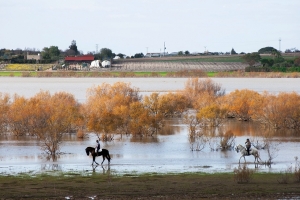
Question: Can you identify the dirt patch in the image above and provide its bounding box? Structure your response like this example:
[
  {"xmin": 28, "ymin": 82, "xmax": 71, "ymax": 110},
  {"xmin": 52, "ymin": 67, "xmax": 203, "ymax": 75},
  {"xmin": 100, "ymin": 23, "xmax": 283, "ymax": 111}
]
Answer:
[{"xmin": 1, "ymin": 172, "xmax": 300, "ymax": 199}]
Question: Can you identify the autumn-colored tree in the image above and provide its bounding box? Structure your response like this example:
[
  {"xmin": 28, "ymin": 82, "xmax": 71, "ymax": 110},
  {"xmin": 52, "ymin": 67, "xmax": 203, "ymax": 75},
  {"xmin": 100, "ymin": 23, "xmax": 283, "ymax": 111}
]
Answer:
[
  {"xmin": 8, "ymin": 95, "xmax": 32, "ymax": 136},
  {"xmin": 7, "ymin": 91, "xmax": 80, "ymax": 157},
  {"xmin": 193, "ymin": 91, "xmax": 220, "ymax": 110},
  {"xmin": 157, "ymin": 92, "xmax": 189, "ymax": 118},
  {"xmin": 75, "ymin": 104, "xmax": 88, "ymax": 138},
  {"xmin": 128, "ymin": 101, "xmax": 151, "ymax": 136},
  {"xmin": 183, "ymin": 78, "xmax": 225, "ymax": 108},
  {"xmin": 225, "ymin": 89, "xmax": 262, "ymax": 121},
  {"xmin": 32, "ymin": 91, "xmax": 80, "ymax": 156},
  {"xmin": 143, "ymin": 93, "xmax": 165, "ymax": 134},
  {"xmin": 196, "ymin": 103, "xmax": 228, "ymax": 127},
  {"xmin": 85, "ymin": 82, "xmax": 141, "ymax": 139},
  {"xmin": 112, "ymin": 105, "xmax": 131, "ymax": 135},
  {"xmin": 259, "ymin": 92, "xmax": 300, "ymax": 129},
  {"xmin": 0, "ymin": 93, "xmax": 10, "ymax": 134}
]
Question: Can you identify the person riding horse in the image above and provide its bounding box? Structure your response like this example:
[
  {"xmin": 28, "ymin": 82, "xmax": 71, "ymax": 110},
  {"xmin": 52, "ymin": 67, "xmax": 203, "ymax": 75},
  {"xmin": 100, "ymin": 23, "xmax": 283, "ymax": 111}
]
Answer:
[
  {"xmin": 245, "ymin": 138, "xmax": 251, "ymax": 155},
  {"xmin": 95, "ymin": 140, "xmax": 100, "ymax": 154}
]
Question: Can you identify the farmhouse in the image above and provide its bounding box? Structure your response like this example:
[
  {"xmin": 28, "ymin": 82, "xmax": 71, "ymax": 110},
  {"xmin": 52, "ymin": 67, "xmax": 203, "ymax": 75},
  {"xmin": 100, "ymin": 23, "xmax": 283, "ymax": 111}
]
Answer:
[
  {"xmin": 64, "ymin": 55, "xmax": 94, "ymax": 70},
  {"xmin": 25, "ymin": 52, "xmax": 42, "ymax": 62}
]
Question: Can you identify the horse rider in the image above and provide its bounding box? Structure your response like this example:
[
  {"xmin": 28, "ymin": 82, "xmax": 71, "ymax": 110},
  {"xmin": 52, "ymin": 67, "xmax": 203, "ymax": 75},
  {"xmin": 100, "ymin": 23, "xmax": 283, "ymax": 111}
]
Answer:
[
  {"xmin": 95, "ymin": 139, "xmax": 100, "ymax": 154},
  {"xmin": 245, "ymin": 138, "xmax": 251, "ymax": 155}
]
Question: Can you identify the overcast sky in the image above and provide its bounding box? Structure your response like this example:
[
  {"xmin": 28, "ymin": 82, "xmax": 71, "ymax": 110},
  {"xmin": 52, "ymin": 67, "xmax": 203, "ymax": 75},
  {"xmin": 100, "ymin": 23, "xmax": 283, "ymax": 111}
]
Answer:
[{"xmin": 1, "ymin": 0, "xmax": 299, "ymax": 56}]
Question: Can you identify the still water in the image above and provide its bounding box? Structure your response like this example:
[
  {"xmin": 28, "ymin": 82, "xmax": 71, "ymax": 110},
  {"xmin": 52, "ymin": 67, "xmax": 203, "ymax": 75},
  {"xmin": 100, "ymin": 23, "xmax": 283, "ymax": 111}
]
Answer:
[{"xmin": 0, "ymin": 77, "xmax": 300, "ymax": 175}]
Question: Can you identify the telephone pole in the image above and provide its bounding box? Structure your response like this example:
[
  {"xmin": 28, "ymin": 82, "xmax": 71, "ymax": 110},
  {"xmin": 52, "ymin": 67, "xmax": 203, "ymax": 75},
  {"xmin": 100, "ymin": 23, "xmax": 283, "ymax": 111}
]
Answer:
[
  {"xmin": 279, "ymin": 38, "xmax": 281, "ymax": 52},
  {"xmin": 163, "ymin": 42, "xmax": 166, "ymax": 57}
]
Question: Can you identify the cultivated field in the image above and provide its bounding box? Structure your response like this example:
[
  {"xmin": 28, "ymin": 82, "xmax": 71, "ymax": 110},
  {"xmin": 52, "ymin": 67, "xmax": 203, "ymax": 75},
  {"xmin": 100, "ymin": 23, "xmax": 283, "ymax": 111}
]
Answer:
[{"xmin": 111, "ymin": 61, "xmax": 248, "ymax": 72}]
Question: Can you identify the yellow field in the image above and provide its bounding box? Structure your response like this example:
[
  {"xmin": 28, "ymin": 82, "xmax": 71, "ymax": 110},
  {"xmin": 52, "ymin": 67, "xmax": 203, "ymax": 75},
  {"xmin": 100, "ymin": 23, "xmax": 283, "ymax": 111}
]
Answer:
[{"xmin": 4, "ymin": 64, "xmax": 52, "ymax": 71}]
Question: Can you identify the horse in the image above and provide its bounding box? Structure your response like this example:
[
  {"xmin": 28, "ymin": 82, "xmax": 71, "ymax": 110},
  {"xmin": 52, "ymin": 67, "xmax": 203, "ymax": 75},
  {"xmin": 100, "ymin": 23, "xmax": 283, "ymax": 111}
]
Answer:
[
  {"xmin": 85, "ymin": 147, "xmax": 111, "ymax": 165},
  {"xmin": 235, "ymin": 144, "xmax": 262, "ymax": 164}
]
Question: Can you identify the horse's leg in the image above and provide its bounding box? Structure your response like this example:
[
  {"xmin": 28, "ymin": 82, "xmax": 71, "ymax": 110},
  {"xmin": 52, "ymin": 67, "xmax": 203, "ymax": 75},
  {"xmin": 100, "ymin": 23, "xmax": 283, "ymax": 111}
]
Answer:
[
  {"xmin": 93, "ymin": 155, "xmax": 99, "ymax": 165},
  {"xmin": 239, "ymin": 156, "xmax": 243, "ymax": 164},
  {"xmin": 106, "ymin": 155, "xmax": 110, "ymax": 164},
  {"xmin": 92, "ymin": 155, "xmax": 95, "ymax": 165},
  {"xmin": 257, "ymin": 153, "xmax": 262, "ymax": 162},
  {"xmin": 254, "ymin": 153, "xmax": 260, "ymax": 163},
  {"xmin": 101, "ymin": 155, "xmax": 105, "ymax": 165}
]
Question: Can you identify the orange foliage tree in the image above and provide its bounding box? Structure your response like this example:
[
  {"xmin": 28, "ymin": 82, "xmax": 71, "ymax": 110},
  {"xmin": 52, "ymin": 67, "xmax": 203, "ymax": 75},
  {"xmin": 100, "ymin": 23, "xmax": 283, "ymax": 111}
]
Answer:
[
  {"xmin": 259, "ymin": 92, "xmax": 300, "ymax": 129},
  {"xmin": 182, "ymin": 78, "xmax": 226, "ymax": 136},
  {"xmin": 183, "ymin": 78, "xmax": 225, "ymax": 109},
  {"xmin": 196, "ymin": 103, "xmax": 228, "ymax": 127},
  {"xmin": 8, "ymin": 95, "xmax": 33, "ymax": 136},
  {"xmin": 128, "ymin": 101, "xmax": 151, "ymax": 136},
  {"xmin": 224, "ymin": 89, "xmax": 262, "ymax": 121},
  {"xmin": 143, "ymin": 92, "xmax": 189, "ymax": 135},
  {"xmin": 143, "ymin": 93, "xmax": 165, "ymax": 135},
  {"xmin": 84, "ymin": 82, "xmax": 141, "ymax": 139},
  {"xmin": 8, "ymin": 91, "xmax": 80, "ymax": 157},
  {"xmin": 0, "ymin": 93, "xmax": 10, "ymax": 134},
  {"xmin": 158, "ymin": 92, "xmax": 189, "ymax": 118}
]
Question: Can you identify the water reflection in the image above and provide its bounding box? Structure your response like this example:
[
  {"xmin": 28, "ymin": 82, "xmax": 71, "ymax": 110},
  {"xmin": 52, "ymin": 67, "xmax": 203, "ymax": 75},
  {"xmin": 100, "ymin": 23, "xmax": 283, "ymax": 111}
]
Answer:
[
  {"xmin": 159, "ymin": 119, "xmax": 183, "ymax": 135},
  {"xmin": 41, "ymin": 164, "xmax": 62, "ymax": 171},
  {"xmin": 92, "ymin": 165, "xmax": 111, "ymax": 175},
  {"xmin": 200, "ymin": 119, "xmax": 300, "ymax": 140}
]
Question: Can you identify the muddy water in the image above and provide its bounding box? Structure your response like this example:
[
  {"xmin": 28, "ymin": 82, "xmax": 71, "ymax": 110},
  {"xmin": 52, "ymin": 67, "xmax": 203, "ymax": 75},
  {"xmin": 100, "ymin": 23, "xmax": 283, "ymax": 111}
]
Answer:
[{"xmin": 0, "ymin": 77, "xmax": 300, "ymax": 175}]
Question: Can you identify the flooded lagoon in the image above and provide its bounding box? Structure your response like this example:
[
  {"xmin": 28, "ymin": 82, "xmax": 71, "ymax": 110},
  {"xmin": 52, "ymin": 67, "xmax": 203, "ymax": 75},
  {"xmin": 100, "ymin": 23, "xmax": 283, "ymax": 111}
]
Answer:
[{"xmin": 0, "ymin": 77, "xmax": 300, "ymax": 175}]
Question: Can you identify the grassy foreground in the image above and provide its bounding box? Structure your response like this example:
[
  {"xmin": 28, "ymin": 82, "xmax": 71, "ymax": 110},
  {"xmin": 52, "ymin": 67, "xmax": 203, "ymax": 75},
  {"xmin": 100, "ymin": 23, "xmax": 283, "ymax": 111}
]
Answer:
[{"xmin": 1, "ymin": 172, "xmax": 300, "ymax": 199}]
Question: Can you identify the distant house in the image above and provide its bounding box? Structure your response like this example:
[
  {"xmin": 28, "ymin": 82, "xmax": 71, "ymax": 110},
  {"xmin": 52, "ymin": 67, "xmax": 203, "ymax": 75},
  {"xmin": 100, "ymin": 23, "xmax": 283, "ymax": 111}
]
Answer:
[
  {"xmin": 64, "ymin": 55, "xmax": 94, "ymax": 70},
  {"xmin": 25, "ymin": 52, "xmax": 42, "ymax": 61},
  {"xmin": 168, "ymin": 52, "xmax": 179, "ymax": 56},
  {"xmin": 144, "ymin": 52, "xmax": 167, "ymax": 58}
]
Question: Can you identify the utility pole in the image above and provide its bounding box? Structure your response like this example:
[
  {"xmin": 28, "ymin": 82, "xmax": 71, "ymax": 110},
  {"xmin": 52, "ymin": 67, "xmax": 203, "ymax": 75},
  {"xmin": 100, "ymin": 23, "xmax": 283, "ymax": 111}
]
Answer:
[
  {"xmin": 279, "ymin": 38, "xmax": 281, "ymax": 52},
  {"xmin": 96, "ymin": 44, "xmax": 98, "ymax": 54},
  {"xmin": 164, "ymin": 42, "xmax": 166, "ymax": 57}
]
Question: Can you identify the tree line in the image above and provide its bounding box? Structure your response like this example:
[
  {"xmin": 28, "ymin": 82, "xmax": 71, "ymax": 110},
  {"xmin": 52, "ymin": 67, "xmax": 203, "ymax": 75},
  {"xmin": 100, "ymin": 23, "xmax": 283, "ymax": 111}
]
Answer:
[
  {"xmin": 243, "ymin": 48, "xmax": 300, "ymax": 72},
  {"xmin": 1, "ymin": 78, "xmax": 300, "ymax": 157},
  {"xmin": 0, "ymin": 40, "xmax": 123, "ymax": 63}
]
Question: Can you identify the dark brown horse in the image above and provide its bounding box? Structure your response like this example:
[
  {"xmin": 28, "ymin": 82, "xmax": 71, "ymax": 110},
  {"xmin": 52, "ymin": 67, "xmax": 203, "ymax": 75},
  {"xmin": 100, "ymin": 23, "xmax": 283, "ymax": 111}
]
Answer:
[{"xmin": 85, "ymin": 147, "xmax": 111, "ymax": 165}]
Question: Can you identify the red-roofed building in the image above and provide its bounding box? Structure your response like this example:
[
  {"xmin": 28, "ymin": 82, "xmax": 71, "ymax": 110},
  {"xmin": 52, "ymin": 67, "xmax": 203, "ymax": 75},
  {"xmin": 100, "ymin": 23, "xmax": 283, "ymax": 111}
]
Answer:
[
  {"xmin": 64, "ymin": 55, "xmax": 94, "ymax": 70},
  {"xmin": 65, "ymin": 55, "xmax": 94, "ymax": 62}
]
